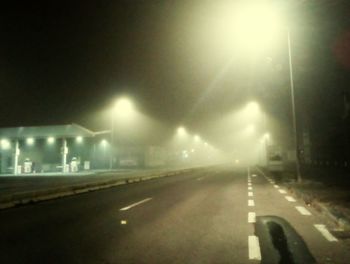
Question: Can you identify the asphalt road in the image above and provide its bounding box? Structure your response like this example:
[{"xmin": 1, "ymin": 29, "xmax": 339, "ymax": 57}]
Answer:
[{"xmin": 0, "ymin": 165, "xmax": 349, "ymax": 263}]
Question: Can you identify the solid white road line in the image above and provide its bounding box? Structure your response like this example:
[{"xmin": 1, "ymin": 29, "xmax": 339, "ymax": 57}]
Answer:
[
  {"xmin": 248, "ymin": 186, "xmax": 253, "ymax": 190},
  {"xmin": 278, "ymin": 189, "xmax": 287, "ymax": 194},
  {"xmin": 285, "ymin": 196, "xmax": 296, "ymax": 202},
  {"xmin": 248, "ymin": 212, "xmax": 256, "ymax": 223},
  {"xmin": 120, "ymin": 198, "xmax": 153, "ymax": 211},
  {"xmin": 248, "ymin": 236, "xmax": 262, "ymax": 260},
  {"xmin": 248, "ymin": 191, "xmax": 253, "ymax": 197},
  {"xmin": 295, "ymin": 206, "xmax": 312, "ymax": 216},
  {"xmin": 274, "ymin": 184, "xmax": 279, "ymax": 188},
  {"xmin": 248, "ymin": 199, "xmax": 255, "ymax": 206},
  {"xmin": 314, "ymin": 224, "xmax": 338, "ymax": 242}
]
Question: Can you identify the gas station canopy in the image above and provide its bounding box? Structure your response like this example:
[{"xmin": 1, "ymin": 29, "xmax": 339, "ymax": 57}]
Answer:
[{"xmin": 0, "ymin": 123, "xmax": 95, "ymax": 139}]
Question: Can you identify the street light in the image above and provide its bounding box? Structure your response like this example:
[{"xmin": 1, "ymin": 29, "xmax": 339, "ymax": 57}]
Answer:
[
  {"xmin": 26, "ymin": 137, "xmax": 34, "ymax": 145},
  {"xmin": 115, "ymin": 97, "xmax": 133, "ymax": 117},
  {"xmin": 194, "ymin": 134, "xmax": 201, "ymax": 142},
  {"xmin": 232, "ymin": 1, "xmax": 282, "ymax": 52},
  {"xmin": 177, "ymin": 126, "xmax": 187, "ymax": 137},
  {"xmin": 1, "ymin": 139, "xmax": 10, "ymax": 149},
  {"xmin": 47, "ymin": 137, "xmax": 55, "ymax": 144}
]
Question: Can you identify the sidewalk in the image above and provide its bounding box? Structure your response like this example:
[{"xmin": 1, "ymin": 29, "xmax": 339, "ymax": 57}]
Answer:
[{"xmin": 258, "ymin": 166, "xmax": 350, "ymax": 232}]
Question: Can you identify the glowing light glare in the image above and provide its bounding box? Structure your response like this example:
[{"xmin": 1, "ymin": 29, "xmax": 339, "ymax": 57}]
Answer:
[
  {"xmin": 246, "ymin": 101, "xmax": 259, "ymax": 115},
  {"xmin": 191, "ymin": 148, "xmax": 195, "ymax": 153},
  {"xmin": 232, "ymin": 2, "xmax": 282, "ymax": 51},
  {"xmin": 76, "ymin": 136, "xmax": 83, "ymax": 143},
  {"xmin": 235, "ymin": 159, "xmax": 240, "ymax": 164},
  {"xmin": 101, "ymin": 139, "xmax": 107, "ymax": 146},
  {"xmin": 26, "ymin": 137, "xmax": 34, "ymax": 145},
  {"xmin": 47, "ymin": 137, "xmax": 55, "ymax": 144},
  {"xmin": 177, "ymin": 126, "xmax": 186, "ymax": 136},
  {"xmin": 115, "ymin": 97, "xmax": 133, "ymax": 114},
  {"xmin": 182, "ymin": 150, "xmax": 189, "ymax": 159},
  {"xmin": 264, "ymin": 133, "xmax": 270, "ymax": 140},
  {"xmin": 204, "ymin": 142, "xmax": 208, "ymax": 147},
  {"xmin": 1, "ymin": 139, "xmax": 10, "ymax": 149},
  {"xmin": 194, "ymin": 134, "xmax": 201, "ymax": 142}
]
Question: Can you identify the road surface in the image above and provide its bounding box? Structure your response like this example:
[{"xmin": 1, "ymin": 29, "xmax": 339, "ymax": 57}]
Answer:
[{"xmin": 0, "ymin": 166, "xmax": 349, "ymax": 263}]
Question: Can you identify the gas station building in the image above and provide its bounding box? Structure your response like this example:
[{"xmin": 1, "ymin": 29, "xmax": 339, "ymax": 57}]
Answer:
[{"xmin": 0, "ymin": 124, "xmax": 105, "ymax": 174}]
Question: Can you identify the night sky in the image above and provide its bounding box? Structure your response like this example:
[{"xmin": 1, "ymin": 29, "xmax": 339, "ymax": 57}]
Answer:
[{"xmin": 1, "ymin": 1, "xmax": 350, "ymax": 150}]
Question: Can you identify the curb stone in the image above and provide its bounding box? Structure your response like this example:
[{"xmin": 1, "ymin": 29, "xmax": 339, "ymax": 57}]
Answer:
[
  {"xmin": 257, "ymin": 166, "xmax": 350, "ymax": 231},
  {"xmin": 0, "ymin": 167, "xmax": 208, "ymax": 210}
]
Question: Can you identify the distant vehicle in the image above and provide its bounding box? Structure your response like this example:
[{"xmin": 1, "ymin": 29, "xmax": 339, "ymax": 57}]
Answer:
[{"xmin": 267, "ymin": 145, "xmax": 284, "ymax": 173}]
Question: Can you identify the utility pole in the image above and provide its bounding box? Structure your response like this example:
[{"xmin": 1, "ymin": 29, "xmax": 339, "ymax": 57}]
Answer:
[{"xmin": 287, "ymin": 30, "xmax": 302, "ymax": 182}]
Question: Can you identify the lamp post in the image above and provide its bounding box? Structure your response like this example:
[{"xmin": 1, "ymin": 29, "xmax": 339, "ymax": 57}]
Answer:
[
  {"xmin": 110, "ymin": 112, "xmax": 114, "ymax": 170},
  {"xmin": 287, "ymin": 31, "xmax": 302, "ymax": 182}
]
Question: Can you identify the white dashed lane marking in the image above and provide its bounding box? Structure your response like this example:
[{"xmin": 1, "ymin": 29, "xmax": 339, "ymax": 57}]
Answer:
[
  {"xmin": 278, "ymin": 189, "xmax": 287, "ymax": 194},
  {"xmin": 285, "ymin": 196, "xmax": 296, "ymax": 202},
  {"xmin": 248, "ymin": 192, "xmax": 253, "ymax": 197},
  {"xmin": 248, "ymin": 212, "xmax": 256, "ymax": 223},
  {"xmin": 274, "ymin": 184, "xmax": 279, "ymax": 188},
  {"xmin": 248, "ymin": 182, "xmax": 252, "ymax": 186},
  {"xmin": 248, "ymin": 186, "xmax": 253, "ymax": 190},
  {"xmin": 120, "ymin": 198, "xmax": 153, "ymax": 211},
  {"xmin": 248, "ymin": 236, "xmax": 262, "ymax": 260},
  {"xmin": 295, "ymin": 206, "xmax": 312, "ymax": 216},
  {"xmin": 314, "ymin": 224, "xmax": 338, "ymax": 242},
  {"xmin": 248, "ymin": 200, "xmax": 255, "ymax": 206}
]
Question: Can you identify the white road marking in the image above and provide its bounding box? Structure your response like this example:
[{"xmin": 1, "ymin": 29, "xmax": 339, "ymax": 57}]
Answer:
[
  {"xmin": 248, "ymin": 212, "xmax": 256, "ymax": 223},
  {"xmin": 120, "ymin": 198, "xmax": 153, "ymax": 211},
  {"xmin": 285, "ymin": 196, "xmax": 296, "ymax": 202},
  {"xmin": 278, "ymin": 189, "xmax": 287, "ymax": 194},
  {"xmin": 248, "ymin": 236, "xmax": 261, "ymax": 260},
  {"xmin": 248, "ymin": 182, "xmax": 252, "ymax": 186},
  {"xmin": 248, "ymin": 191, "xmax": 253, "ymax": 197},
  {"xmin": 314, "ymin": 224, "xmax": 338, "ymax": 242},
  {"xmin": 120, "ymin": 220, "xmax": 127, "ymax": 225},
  {"xmin": 248, "ymin": 199, "xmax": 255, "ymax": 206},
  {"xmin": 248, "ymin": 186, "xmax": 253, "ymax": 190},
  {"xmin": 295, "ymin": 206, "xmax": 311, "ymax": 216},
  {"xmin": 252, "ymin": 174, "xmax": 257, "ymax": 177},
  {"xmin": 274, "ymin": 184, "xmax": 279, "ymax": 188}
]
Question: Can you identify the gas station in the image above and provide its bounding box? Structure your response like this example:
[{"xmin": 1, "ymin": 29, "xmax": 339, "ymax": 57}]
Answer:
[{"xmin": 0, "ymin": 124, "xmax": 101, "ymax": 175}]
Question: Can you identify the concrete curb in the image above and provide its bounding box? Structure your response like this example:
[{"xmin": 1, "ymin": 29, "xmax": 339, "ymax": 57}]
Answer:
[
  {"xmin": 0, "ymin": 167, "xmax": 203, "ymax": 210},
  {"xmin": 289, "ymin": 187, "xmax": 350, "ymax": 231},
  {"xmin": 256, "ymin": 166, "xmax": 350, "ymax": 231}
]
